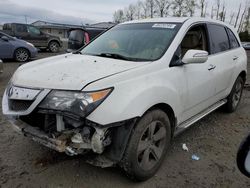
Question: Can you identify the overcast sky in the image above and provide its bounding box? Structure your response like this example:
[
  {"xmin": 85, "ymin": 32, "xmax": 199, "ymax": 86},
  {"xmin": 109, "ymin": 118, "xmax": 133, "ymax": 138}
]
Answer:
[{"xmin": 0, "ymin": 0, "xmax": 247, "ymax": 25}]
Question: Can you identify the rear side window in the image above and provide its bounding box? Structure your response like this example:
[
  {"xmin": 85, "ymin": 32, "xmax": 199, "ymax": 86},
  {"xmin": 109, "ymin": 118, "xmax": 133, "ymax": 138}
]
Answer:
[
  {"xmin": 208, "ymin": 24, "xmax": 230, "ymax": 54},
  {"xmin": 16, "ymin": 24, "xmax": 27, "ymax": 33},
  {"xmin": 227, "ymin": 28, "xmax": 240, "ymax": 49}
]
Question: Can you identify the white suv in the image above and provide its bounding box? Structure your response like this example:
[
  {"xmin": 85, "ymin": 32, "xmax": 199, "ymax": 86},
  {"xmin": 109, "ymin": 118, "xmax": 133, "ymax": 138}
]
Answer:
[{"xmin": 2, "ymin": 18, "xmax": 247, "ymax": 181}]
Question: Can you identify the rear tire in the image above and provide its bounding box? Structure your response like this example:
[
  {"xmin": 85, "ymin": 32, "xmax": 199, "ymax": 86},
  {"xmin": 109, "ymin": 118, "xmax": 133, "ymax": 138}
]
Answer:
[
  {"xmin": 120, "ymin": 109, "xmax": 171, "ymax": 181},
  {"xmin": 14, "ymin": 48, "xmax": 30, "ymax": 62},
  {"xmin": 48, "ymin": 41, "xmax": 59, "ymax": 53},
  {"xmin": 224, "ymin": 76, "xmax": 244, "ymax": 113}
]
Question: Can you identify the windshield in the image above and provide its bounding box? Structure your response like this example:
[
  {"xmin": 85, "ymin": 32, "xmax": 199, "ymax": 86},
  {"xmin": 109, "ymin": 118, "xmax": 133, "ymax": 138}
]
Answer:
[{"xmin": 81, "ymin": 23, "xmax": 181, "ymax": 61}]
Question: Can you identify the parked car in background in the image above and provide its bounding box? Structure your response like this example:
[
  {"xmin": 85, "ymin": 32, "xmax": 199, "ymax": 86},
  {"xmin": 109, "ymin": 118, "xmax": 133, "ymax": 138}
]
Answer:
[
  {"xmin": 242, "ymin": 42, "xmax": 250, "ymax": 50},
  {"xmin": 1, "ymin": 23, "xmax": 63, "ymax": 53},
  {"xmin": 2, "ymin": 18, "xmax": 247, "ymax": 181},
  {"xmin": 0, "ymin": 31, "xmax": 38, "ymax": 62},
  {"xmin": 0, "ymin": 59, "xmax": 3, "ymax": 74},
  {"xmin": 67, "ymin": 27, "xmax": 107, "ymax": 52}
]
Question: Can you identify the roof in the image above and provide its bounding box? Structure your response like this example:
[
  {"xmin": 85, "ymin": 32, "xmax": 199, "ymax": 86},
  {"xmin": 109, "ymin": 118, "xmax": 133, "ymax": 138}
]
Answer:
[
  {"xmin": 121, "ymin": 17, "xmax": 231, "ymax": 27},
  {"xmin": 120, "ymin": 17, "xmax": 236, "ymax": 32},
  {"xmin": 122, "ymin": 17, "xmax": 189, "ymax": 24}
]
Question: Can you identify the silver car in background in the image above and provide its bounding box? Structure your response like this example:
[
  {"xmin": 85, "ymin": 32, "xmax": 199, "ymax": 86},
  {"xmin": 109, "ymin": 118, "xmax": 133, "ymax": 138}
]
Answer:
[
  {"xmin": 0, "ymin": 32, "xmax": 38, "ymax": 62},
  {"xmin": 242, "ymin": 42, "xmax": 250, "ymax": 50}
]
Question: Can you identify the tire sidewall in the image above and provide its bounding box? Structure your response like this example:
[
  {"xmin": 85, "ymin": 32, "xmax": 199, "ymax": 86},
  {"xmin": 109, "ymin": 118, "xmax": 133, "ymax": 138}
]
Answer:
[
  {"xmin": 122, "ymin": 110, "xmax": 171, "ymax": 181},
  {"xmin": 226, "ymin": 76, "xmax": 244, "ymax": 112},
  {"xmin": 49, "ymin": 41, "xmax": 59, "ymax": 53}
]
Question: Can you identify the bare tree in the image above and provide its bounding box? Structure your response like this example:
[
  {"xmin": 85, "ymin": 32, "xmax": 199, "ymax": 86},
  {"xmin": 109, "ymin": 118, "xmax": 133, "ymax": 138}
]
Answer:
[
  {"xmin": 172, "ymin": 0, "xmax": 187, "ymax": 17},
  {"xmin": 186, "ymin": 0, "xmax": 197, "ymax": 17},
  {"xmin": 219, "ymin": 1, "xmax": 226, "ymax": 21},
  {"xmin": 234, "ymin": 3, "xmax": 242, "ymax": 28},
  {"xmin": 243, "ymin": 1, "xmax": 250, "ymax": 31},
  {"xmin": 124, "ymin": 5, "xmax": 136, "ymax": 21},
  {"xmin": 135, "ymin": 1, "xmax": 143, "ymax": 19},
  {"xmin": 141, "ymin": 1, "xmax": 149, "ymax": 18},
  {"xmin": 204, "ymin": 1, "xmax": 209, "ymax": 17},
  {"xmin": 155, "ymin": 0, "xmax": 171, "ymax": 17},
  {"xmin": 146, "ymin": 0, "xmax": 155, "ymax": 18},
  {"xmin": 229, "ymin": 12, "xmax": 235, "ymax": 25},
  {"xmin": 216, "ymin": 0, "xmax": 221, "ymax": 20},
  {"xmin": 238, "ymin": 4, "xmax": 248, "ymax": 32},
  {"xmin": 113, "ymin": 9, "xmax": 124, "ymax": 23},
  {"xmin": 198, "ymin": 0, "xmax": 207, "ymax": 17}
]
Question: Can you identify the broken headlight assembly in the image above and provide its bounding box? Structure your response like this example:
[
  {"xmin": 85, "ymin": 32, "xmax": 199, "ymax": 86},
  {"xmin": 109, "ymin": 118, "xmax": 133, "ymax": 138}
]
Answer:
[{"xmin": 39, "ymin": 88, "xmax": 113, "ymax": 118}]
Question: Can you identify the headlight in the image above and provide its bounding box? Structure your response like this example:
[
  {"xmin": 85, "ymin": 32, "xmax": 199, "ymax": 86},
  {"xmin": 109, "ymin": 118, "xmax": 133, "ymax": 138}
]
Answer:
[
  {"xmin": 26, "ymin": 42, "xmax": 34, "ymax": 47},
  {"xmin": 39, "ymin": 88, "xmax": 112, "ymax": 118}
]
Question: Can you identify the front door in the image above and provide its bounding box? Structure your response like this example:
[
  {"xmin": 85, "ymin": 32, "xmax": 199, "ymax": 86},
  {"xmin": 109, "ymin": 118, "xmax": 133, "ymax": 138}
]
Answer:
[
  {"xmin": 27, "ymin": 25, "xmax": 47, "ymax": 47},
  {"xmin": 177, "ymin": 24, "xmax": 216, "ymax": 122},
  {"xmin": 0, "ymin": 34, "xmax": 13, "ymax": 59}
]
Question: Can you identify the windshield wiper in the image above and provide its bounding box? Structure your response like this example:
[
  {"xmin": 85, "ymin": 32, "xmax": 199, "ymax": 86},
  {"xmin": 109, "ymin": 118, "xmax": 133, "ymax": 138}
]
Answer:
[{"xmin": 96, "ymin": 53, "xmax": 131, "ymax": 61}]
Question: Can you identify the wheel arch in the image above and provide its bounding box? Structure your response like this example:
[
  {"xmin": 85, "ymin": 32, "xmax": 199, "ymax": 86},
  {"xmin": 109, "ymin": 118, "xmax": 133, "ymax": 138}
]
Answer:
[
  {"xmin": 143, "ymin": 103, "xmax": 177, "ymax": 137},
  {"xmin": 48, "ymin": 39, "xmax": 60, "ymax": 47},
  {"xmin": 239, "ymin": 71, "xmax": 247, "ymax": 83}
]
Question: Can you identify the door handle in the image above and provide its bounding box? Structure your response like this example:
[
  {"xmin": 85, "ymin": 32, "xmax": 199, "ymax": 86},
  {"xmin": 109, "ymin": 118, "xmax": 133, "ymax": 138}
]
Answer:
[
  {"xmin": 233, "ymin": 56, "xmax": 239, "ymax": 61},
  {"xmin": 208, "ymin": 64, "xmax": 216, "ymax": 71}
]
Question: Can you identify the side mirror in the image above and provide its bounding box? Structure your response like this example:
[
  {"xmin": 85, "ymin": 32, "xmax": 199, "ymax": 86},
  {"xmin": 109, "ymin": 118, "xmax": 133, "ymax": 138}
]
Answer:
[
  {"xmin": 237, "ymin": 133, "xmax": 250, "ymax": 178},
  {"xmin": 182, "ymin": 50, "xmax": 208, "ymax": 64},
  {"xmin": 1, "ymin": 36, "xmax": 9, "ymax": 42}
]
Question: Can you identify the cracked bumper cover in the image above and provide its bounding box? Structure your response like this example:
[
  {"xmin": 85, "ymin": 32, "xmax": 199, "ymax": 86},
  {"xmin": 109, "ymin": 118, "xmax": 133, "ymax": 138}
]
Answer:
[{"xmin": 9, "ymin": 118, "xmax": 68, "ymax": 153}]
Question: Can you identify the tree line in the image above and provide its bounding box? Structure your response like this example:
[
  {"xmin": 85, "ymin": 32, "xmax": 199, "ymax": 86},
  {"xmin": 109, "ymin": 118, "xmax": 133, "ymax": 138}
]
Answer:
[{"xmin": 113, "ymin": 0, "xmax": 250, "ymax": 33}]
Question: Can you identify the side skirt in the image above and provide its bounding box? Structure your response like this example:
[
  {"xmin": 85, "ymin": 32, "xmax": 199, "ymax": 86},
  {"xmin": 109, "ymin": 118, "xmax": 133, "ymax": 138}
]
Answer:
[{"xmin": 174, "ymin": 99, "xmax": 227, "ymax": 136}]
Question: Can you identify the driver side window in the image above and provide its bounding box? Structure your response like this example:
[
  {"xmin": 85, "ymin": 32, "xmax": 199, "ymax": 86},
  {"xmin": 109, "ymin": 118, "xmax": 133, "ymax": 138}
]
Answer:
[{"xmin": 181, "ymin": 25, "xmax": 208, "ymax": 57}]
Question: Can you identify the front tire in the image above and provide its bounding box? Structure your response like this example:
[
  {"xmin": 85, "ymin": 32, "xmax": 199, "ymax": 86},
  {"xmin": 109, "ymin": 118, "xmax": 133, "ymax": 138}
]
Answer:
[
  {"xmin": 120, "ymin": 109, "xmax": 171, "ymax": 181},
  {"xmin": 224, "ymin": 76, "xmax": 244, "ymax": 113},
  {"xmin": 14, "ymin": 48, "xmax": 30, "ymax": 62}
]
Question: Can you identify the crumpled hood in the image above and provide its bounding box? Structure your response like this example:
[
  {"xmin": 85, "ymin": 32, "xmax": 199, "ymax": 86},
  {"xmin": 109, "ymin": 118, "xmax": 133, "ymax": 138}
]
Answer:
[{"xmin": 12, "ymin": 54, "xmax": 149, "ymax": 90}]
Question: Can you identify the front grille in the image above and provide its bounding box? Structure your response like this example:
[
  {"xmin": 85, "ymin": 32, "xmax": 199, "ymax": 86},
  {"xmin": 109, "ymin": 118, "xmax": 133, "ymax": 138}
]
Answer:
[{"xmin": 8, "ymin": 99, "xmax": 34, "ymax": 112}]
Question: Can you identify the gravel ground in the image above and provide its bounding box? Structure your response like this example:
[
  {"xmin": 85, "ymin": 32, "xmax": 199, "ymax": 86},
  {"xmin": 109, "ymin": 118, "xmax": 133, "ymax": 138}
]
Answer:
[{"xmin": 0, "ymin": 51, "xmax": 249, "ymax": 188}]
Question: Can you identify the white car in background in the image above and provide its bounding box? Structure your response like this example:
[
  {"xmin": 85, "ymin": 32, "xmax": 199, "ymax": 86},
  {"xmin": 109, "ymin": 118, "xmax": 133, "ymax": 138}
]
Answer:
[{"xmin": 2, "ymin": 17, "xmax": 247, "ymax": 181}]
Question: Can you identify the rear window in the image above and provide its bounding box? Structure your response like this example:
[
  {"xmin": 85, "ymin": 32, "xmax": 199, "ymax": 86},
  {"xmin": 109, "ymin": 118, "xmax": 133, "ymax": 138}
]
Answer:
[
  {"xmin": 69, "ymin": 30, "xmax": 85, "ymax": 42},
  {"xmin": 227, "ymin": 28, "xmax": 240, "ymax": 49},
  {"xmin": 208, "ymin": 24, "xmax": 230, "ymax": 54}
]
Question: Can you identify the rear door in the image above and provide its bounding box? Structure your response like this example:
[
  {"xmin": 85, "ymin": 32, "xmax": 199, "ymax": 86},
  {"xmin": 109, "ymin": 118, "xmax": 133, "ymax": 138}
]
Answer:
[{"xmin": 207, "ymin": 24, "xmax": 237, "ymax": 99}]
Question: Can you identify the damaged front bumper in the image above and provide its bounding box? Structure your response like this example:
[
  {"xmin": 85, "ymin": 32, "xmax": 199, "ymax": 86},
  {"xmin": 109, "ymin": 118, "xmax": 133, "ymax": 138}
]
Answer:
[{"xmin": 9, "ymin": 118, "xmax": 74, "ymax": 153}]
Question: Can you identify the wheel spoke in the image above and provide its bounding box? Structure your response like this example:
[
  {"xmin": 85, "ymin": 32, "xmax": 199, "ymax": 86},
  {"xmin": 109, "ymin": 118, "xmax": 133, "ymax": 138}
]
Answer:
[
  {"xmin": 150, "ymin": 145, "xmax": 161, "ymax": 161},
  {"xmin": 149, "ymin": 122, "xmax": 156, "ymax": 139},
  {"xmin": 138, "ymin": 140, "xmax": 148, "ymax": 154},
  {"xmin": 141, "ymin": 148, "xmax": 150, "ymax": 169},
  {"xmin": 153, "ymin": 127, "xmax": 166, "ymax": 142}
]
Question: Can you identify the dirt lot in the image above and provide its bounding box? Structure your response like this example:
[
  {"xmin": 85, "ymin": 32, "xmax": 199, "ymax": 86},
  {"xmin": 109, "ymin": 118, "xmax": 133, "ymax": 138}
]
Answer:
[{"xmin": 0, "ymin": 51, "xmax": 250, "ymax": 188}]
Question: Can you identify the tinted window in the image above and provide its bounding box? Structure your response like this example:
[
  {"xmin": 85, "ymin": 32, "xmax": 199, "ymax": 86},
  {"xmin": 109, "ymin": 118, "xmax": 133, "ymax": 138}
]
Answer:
[
  {"xmin": 16, "ymin": 24, "xmax": 27, "ymax": 33},
  {"xmin": 208, "ymin": 24, "xmax": 230, "ymax": 54},
  {"xmin": 227, "ymin": 28, "xmax": 240, "ymax": 49}
]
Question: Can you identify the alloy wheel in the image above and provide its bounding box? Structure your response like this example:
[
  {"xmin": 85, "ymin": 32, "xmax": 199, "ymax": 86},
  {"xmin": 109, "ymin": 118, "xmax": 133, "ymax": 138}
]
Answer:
[{"xmin": 137, "ymin": 121, "xmax": 166, "ymax": 171}]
